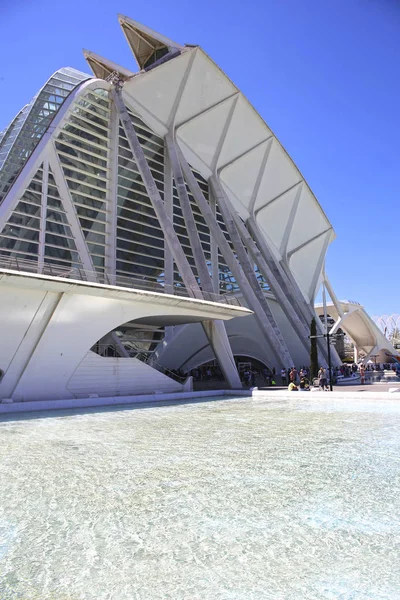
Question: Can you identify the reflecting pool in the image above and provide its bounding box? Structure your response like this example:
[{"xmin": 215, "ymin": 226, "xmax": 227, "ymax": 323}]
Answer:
[{"xmin": 1, "ymin": 396, "xmax": 400, "ymax": 599}]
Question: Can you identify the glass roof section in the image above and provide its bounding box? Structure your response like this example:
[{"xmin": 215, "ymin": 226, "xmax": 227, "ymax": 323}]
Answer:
[{"xmin": 0, "ymin": 67, "xmax": 91, "ymax": 205}]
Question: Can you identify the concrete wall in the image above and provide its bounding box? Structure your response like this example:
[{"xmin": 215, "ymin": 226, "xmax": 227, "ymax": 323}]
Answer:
[
  {"xmin": 0, "ymin": 271, "xmax": 248, "ymax": 402},
  {"xmin": 67, "ymin": 352, "xmax": 182, "ymax": 398}
]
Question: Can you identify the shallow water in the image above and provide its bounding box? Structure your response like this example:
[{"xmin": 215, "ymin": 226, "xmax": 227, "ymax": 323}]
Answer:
[{"xmin": 1, "ymin": 396, "xmax": 400, "ymax": 599}]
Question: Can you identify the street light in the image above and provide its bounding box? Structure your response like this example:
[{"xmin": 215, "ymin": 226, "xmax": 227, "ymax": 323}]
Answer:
[{"xmin": 309, "ymin": 331, "xmax": 335, "ymax": 391}]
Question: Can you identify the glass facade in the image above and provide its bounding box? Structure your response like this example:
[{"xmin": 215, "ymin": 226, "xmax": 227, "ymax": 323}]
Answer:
[
  {"xmin": 116, "ymin": 110, "xmax": 165, "ymax": 283},
  {"xmin": 0, "ymin": 166, "xmax": 43, "ymax": 262},
  {"xmin": 0, "ymin": 68, "xmax": 89, "ymax": 206},
  {"xmin": 44, "ymin": 168, "xmax": 83, "ymax": 269},
  {"xmin": 56, "ymin": 88, "xmax": 110, "ymax": 273},
  {"xmin": 0, "ymin": 73, "xmax": 270, "ymax": 297}
]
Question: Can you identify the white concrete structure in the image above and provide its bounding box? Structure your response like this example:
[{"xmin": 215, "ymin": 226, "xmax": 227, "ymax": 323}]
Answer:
[
  {"xmin": 0, "ymin": 269, "xmax": 250, "ymax": 401},
  {"xmin": 0, "ymin": 16, "xmax": 387, "ymax": 401},
  {"xmin": 315, "ymin": 299, "xmax": 399, "ymax": 364}
]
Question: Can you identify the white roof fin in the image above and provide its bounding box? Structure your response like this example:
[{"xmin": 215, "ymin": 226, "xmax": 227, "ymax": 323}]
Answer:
[
  {"xmin": 117, "ymin": 15, "xmax": 183, "ymax": 70},
  {"xmin": 83, "ymin": 49, "xmax": 135, "ymax": 80}
]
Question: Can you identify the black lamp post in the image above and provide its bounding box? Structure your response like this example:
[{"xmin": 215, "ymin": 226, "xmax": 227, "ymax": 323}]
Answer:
[{"xmin": 309, "ymin": 331, "xmax": 334, "ymax": 391}]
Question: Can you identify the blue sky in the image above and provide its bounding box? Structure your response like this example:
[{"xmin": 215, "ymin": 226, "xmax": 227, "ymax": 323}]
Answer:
[{"xmin": 1, "ymin": 0, "xmax": 399, "ymax": 315}]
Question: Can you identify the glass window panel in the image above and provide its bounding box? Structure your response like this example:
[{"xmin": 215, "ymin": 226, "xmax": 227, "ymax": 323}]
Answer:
[
  {"xmin": 55, "ymin": 141, "xmax": 107, "ymax": 168},
  {"xmin": 62, "ymin": 168, "xmax": 107, "ymax": 189},
  {"xmin": 82, "ymin": 231, "xmax": 105, "ymax": 244},
  {"xmin": 117, "ymin": 235, "xmax": 164, "ymax": 253},
  {"xmin": 1, "ymin": 225, "xmax": 39, "ymax": 241},
  {"xmin": 68, "ymin": 114, "xmax": 109, "ymax": 137},
  {"xmin": 14, "ymin": 201, "xmax": 41, "ymax": 216},
  {"xmin": 57, "ymin": 153, "xmax": 107, "ymax": 179},
  {"xmin": 45, "ymin": 246, "xmax": 80, "ymax": 261},
  {"xmin": 47, "ymin": 197, "xmax": 63, "ymax": 210},
  {"xmin": 45, "ymin": 234, "xmax": 77, "ymax": 249},
  {"xmin": 78, "ymin": 218, "xmax": 106, "ymax": 233},
  {"xmin": 63, "ymin": 124, "xmax": 108, "ymax": 148},
  {"xmin": 8, "ymin": 214, "xmax": 40, "ymax": 229},
  {"xmin": 75, "ymin": 206, "xmax": 106, "ymax": 222},
  {"xmin": 46, "ymin": 221, "xmax": 73, "ymax": 236},
  {"xmin": 47, "ymin": 184, "xmax": 60, "ymax": 198},
  {"xmin": 72, "ymin": 106, "xmax": 108, "ymax": 129},
  {"xmin": 116, "ymin": 251, "xmax": 164, "ymax": 268},
  {"xmin": 26, "ymin": 180, "xmax": 42, "ymax": 194},
  {"xmin": 66, "ymin": 179, "xmax": 106, "ymax": 200},
  {"xmin": 57, "ymin": 132, "xmax": 108, "ymax": 159},
  {"xmin": 86, "ymin": 243, "xmax": 105, "ymax": 256},
  {"xmin": 77, "ymin": 98, "xmax": 109, "ymax": 118},
  {"xmin": 0, "ymin": 237, "xmax": 38, "ymax": 254},
  {"xmin": 46, "ymin": 209, "xmax": 69, "ymax": 224},
  {"xmin": 91, "ymin": 255, "xmax": 105, "ymax": 267},
  {"xmin": 116, "ymin": 211, "xmax": 161, "ymax": 232},
  {"xmin": 71, "ymin": 194, "xmax": 106, "ymax": 211}
]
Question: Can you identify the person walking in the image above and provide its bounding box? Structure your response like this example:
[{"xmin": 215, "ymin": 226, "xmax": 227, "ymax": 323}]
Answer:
[
  {"xmin": 359, "ymin": 364, "xmax": 366, "ymax": 384},
  {"xmin": 318, "ymin": 366, "xmax": 328, "ymax": 391},
  {"xmin": 281, "ymin": 368, "xmax": 287, "ymax": 386}
]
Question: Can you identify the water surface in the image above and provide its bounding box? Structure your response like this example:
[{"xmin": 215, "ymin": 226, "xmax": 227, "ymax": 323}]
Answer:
[{"xmin": 1, "ymin": 396, "xmax": 400, "ymax": 599}]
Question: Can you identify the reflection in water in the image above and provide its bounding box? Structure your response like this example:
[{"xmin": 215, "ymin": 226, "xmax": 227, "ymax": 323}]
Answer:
[{"xmin": 1, "ymin": 396, "xmax": 400, "ymax": 599}]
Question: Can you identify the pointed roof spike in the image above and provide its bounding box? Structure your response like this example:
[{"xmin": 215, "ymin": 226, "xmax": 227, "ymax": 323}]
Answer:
[
  {"xmin": 117, "ymin": 15, "xmax": 183, "ymax": 70},
  {"xmin": 83, "ymin": 49, "xmax": 135, "ymax": 80}
]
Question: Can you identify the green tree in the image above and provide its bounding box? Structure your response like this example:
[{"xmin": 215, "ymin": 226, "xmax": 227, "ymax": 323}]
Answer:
[{"xmin": 310, "ymin": 317, "xmax": 319, "ymax": 379}]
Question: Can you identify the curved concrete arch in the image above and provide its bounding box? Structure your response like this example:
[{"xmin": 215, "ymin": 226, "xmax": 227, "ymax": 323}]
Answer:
[
  {"xmin": 0, "ymin": 68, "xmax": 90, "ymax": 204},
  {"xmin": 158, "ymin": 324, "xmax": 273, "ymax": 373},
  {"xmin": 0, "ymin": 270, "xmax": 250, "ymax": 401},
  {"xmin": 315, "ymin": 300, "xmax": 398, "ymax": 363},
  {"xmin": 0, "ymin": 77, "xmax": 112, "ymax": 232}
]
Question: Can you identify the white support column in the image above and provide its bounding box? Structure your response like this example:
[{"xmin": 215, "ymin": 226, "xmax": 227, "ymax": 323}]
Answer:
[
  {"xmin": 178, "ymin": 148, "xmax": 291, "ymax": 368},
  {"xmin": 3, "ymin": 291, "xmax": 63, "ymax": 400},
  {"xmin": 112, "ymin": 85, "xmax": 201, "ymax": 298},
  {"xmin": 0, "ymin": 147, "xmax": 48, "ymax": 233},
  {"xmin": 228, "ymin": 203, "xmax": 312, "ymax": 354},
  {"xmin": 38, "ymin": 157, "xmax": 49, "ymax": 272},
  {"xmin": 163, "ymin": 143, "xmax": 175, "ymax": 345},
  {"xmin": 113, "ymin": 86, "xmax": 242, "ymax": 387},
  {"xmin": 163, "ymin": 144, "xmax": 174, "ymax": 296},
  {"xmin": 247, "ymin": 217, "xmax": 336, "ymax": 366},
  {"xmin": 104, "ymin": 96, "xmax": 119, "ymax": 281},
  {"xmin": 165, "ymin": 134, "xmax": 241, "ymax": 388},
  {"xmin": 354, "ymin": 345, "xmax": 358, "ymax": 364},
  {"xmin": 362, "ymin": 344, "xmax": 379, "ymax": 365},
  {"xmin": 324, "ymin": 275, "xmax": 345, "ymax": 319},
  {"xmin": 47, "ymin": 146, "xmax": 95, "ymax": 277},
  {"xmin": 330, "ymin": 315, "xmax": 344, "ymax": 336},
  {"xmin": 248, "ymin": 216, "xmax": 313, "ymax": 324},
  {"xmin": 166, "ymin": 134, "xmax": 214, "ymax": 300},
  {"xmin": 322, "ymin": 282, "xmax": 328, "ymax": 333},
  {"xmin": 209, "ymin": 190, "xmax": 219, "ymax": 294},
  {"xmin": 211, "ymin": 176, "xmax": 293, "ymax": 368}
]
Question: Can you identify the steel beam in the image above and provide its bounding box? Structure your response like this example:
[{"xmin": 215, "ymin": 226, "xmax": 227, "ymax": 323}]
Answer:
[
  {"xmin": 114, "ymin": 84, "xmax": 242, "ymax": 386},
  {"xmin": 227, "ymin": 205, "xmax": 312, "ymax": 354},
  {"xmin": 211, "ymin": 176, "xmax": 293, "ymax": 368},
  {"xmin": 165, "ymin": 134, "xmax": 241, "ymax": 388},
  {"xmin": 112, "ymin": 85, "xmax": 201, "ymax": 298},
  {"xmin": 247, "ymin": 217, "xmax": 340, "ymax": 367},
  {"xmin": 178, "ymin": 146, "xmax": 291, "ymax": 368}
]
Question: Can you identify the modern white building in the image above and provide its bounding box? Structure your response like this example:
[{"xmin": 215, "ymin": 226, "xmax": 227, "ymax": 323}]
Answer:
[
  {"xmin": 315, "ymin": 300, "xmax": 399, "ymax": 364},
  {"xmin": 0, "ymin": 17, "xmax": 395, "ymax": 402}
]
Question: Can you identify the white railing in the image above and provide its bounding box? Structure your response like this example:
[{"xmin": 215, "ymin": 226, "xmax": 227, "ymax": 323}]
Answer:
[{"xmin": 0, "ymin": 255, "xmax": 241, "ymax": 306}]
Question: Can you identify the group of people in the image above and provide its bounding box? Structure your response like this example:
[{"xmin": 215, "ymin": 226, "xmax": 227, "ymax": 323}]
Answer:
[
  {"xmin": 190, "ymin": 365, "xmax": 224, "ymax": 381},
  {"xmin": 189, "ymin": 361, "xmax": 400, "ymax": 389},
  {"xmin": 286, "ymin": 366, "xmax": 326, "ymax": 392}
]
